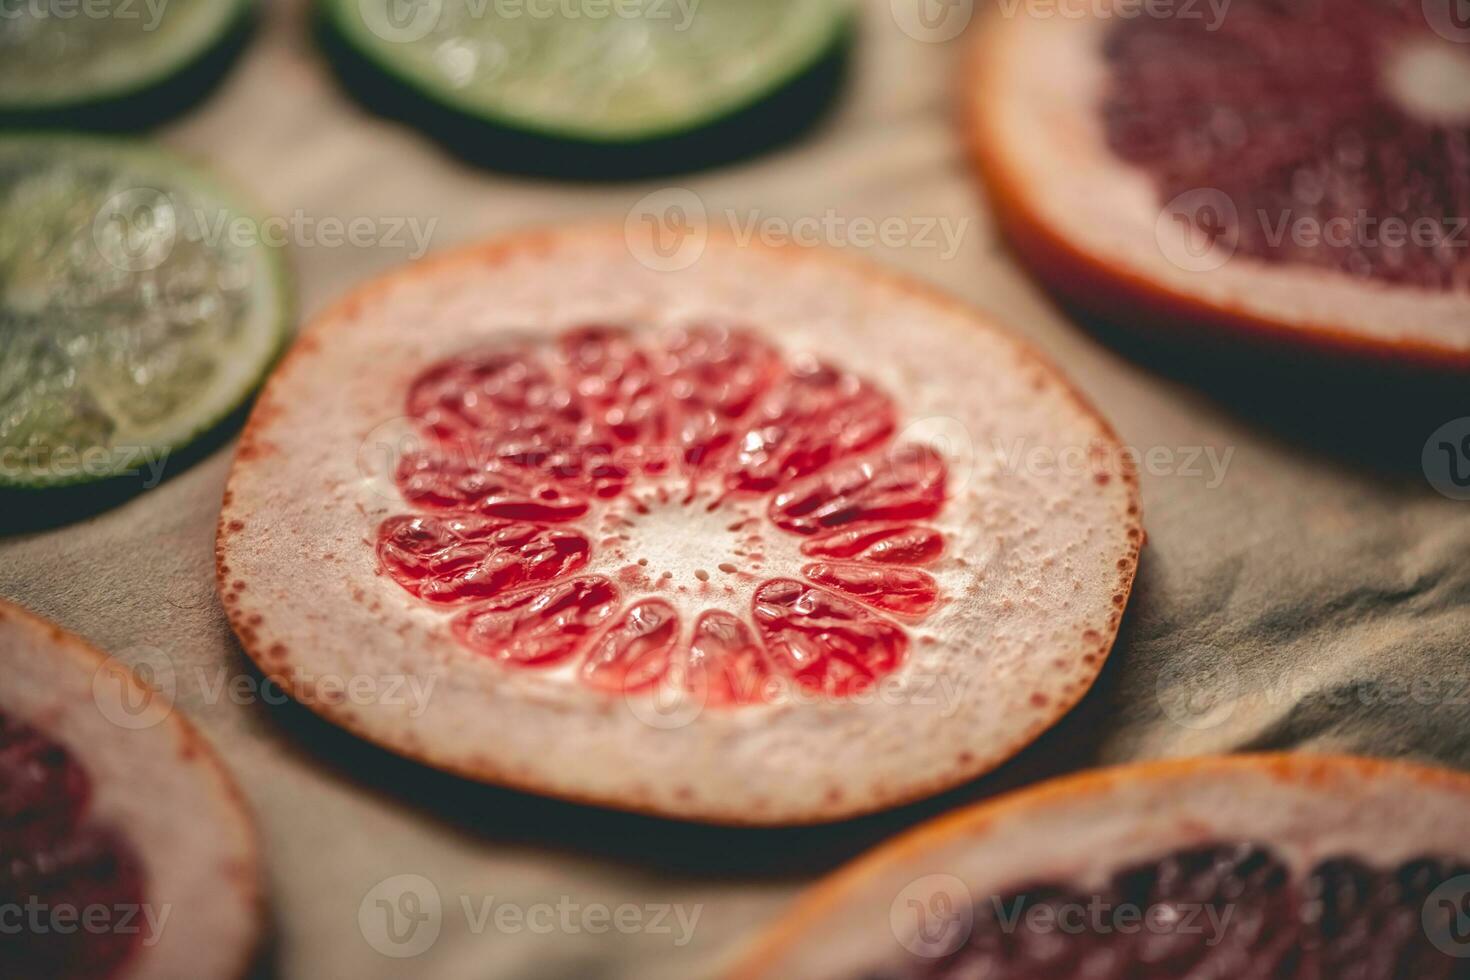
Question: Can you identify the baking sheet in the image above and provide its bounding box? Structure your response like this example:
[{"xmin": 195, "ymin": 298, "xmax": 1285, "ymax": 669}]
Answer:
[{"xmin": 4, "ymin": 1, "xmax": 1470, "ymax": 977}]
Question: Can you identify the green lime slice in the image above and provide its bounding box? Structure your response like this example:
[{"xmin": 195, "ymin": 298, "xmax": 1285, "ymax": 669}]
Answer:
[
  {"xmin": 0, "ymin": 0, "xmax": 250, "ymax": 116},
  {"xmin": 324, "ymin": 0, "xmax": 852, "ymax": 144},
  {"xmin": 0, "ymin": 135, "xmax": 290, "ymax": 490}
]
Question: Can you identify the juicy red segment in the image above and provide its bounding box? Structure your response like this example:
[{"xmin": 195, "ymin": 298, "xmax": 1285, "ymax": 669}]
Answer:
[
  {"xmin": 404, "ymin": 342, "xmax": 632, "ymax": 501},
  {"xmin": 801, "ymin": 524, "xmax": 944, "ymax": 565},
  {"xmin": 388, "ymin": 327, "xmax": 951, "ymax": 701},
  {"xmin": 554, "ymin": 325, "xmax": 785, "ymax": 476},
  {"xmin": 1102, "ymin": 0, "xmax": 1470, "ymax": 290},
  {"xmin": 663, "ymin": 326, "xmax": 783, "ymax": 471},
  {"xmin": 751, "ymin": 580, "xmax": 908, "ymax": 696},
  {"xmin": 0, "ymin": 710, "xmax": 146, "ymax": 980},
  {"xmin": 662, "ymin": 326, "xmax": 783, "ymax": 420},
  {"xmin": 453, "ymin": 577, "xmax": 619, "ymax": 666},
  {"xmin": 396, "ymin": 448, "xmax": 592, "ymax": 521},
  {"xmin": 731, "ymin": 359, "xmax": 897, "ymax": 493},
  {"xmin": 556, "ymin": 325, "xmax": 668, "ymax": 467},
  {"xmin": 874, "ymin": 844, "xmax": 1470, "ymax": 980},
  {"xmin": 378, "ymin": 514, "xmax": 591, "ymax": 604},
  {"xmin": 771, "ymin": 445, "xmax": 947, "ymax": 536},
  {"xmin": 802, "ymin": 562, "xmax": 939, "ymax": 617},
  {"xmin": 684, "ymin": 610, "xmax": 772, "ymax": 705},
  {"xmin": 581, "ymin": 600, "xmax": 680, "ymax": 693},
  {"xmin": 405, "ymin": 345, "xmax": 568, "ymax": 439}
]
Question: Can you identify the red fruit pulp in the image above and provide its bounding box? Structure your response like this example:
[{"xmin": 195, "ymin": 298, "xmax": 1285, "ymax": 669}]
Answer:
[
  {"xmin": 1103, "ymin": 0, "xmax": 1470, "ymax": 290},
  {"xmin": 376, "ymin": 325, "xmax": 948, "ymax": 702},
  {"xmin": 873, "ymin": 842, "xmax": 1470, "ymax": 979},
  {"xmin": 0, "ymin": 709, "xmax": 146, "ymax": 980}
]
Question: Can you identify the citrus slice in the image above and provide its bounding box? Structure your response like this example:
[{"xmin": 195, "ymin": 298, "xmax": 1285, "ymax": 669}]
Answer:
[
  {"xmin": 0, "ymin": 599, "xmax": 261, "ymax": 980},
  {"xmin": 320, "ymin": 0, "xmax": 852, "ymax": 176},
  {"xmin": 966, "ymin": 0, "xmax": 1470, "ymax": 367},
  {"xmin": 0, "ymin": 135, "xmax": 291, "ymax": 492},
  {"xmin": 0, "ymin": 0, "xmax": 251, "ymax": 126},
  {"xmin": 216, "ymin": 227, "xmax": 1142, "ymax": 825},
  {"xmin": 731, "ymin": 754, "xmax": 1470, "ymax": 978}
]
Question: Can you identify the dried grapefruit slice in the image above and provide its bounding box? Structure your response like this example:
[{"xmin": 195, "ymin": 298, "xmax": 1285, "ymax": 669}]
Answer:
[
  {"xmin": 0, "ymin": 600, "xmax": 260, "ymax": 980},
  {"xmin": 966, "ymin": 0, "xmax": 1470, "ymax": 367},
  {"xmin": 217, "ymin": 228, "xmax": 1141, "ymax": 824},
  {"xmin": 731, "ymin": 754, "xmax": 1470, "ymax": 978}
]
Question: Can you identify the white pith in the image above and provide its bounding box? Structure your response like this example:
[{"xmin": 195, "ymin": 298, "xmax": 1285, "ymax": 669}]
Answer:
[
  {"xmin": 218, "ymin": 228, "xmax": 1140, "ymax": 824},
  {"xmin": 972, "ymin": 4, "xmax": 1470, "ymax": 352},
  {"xmin": 0, "ymin": 601, "xmax": 260, "ymax": 980},
  {"xmin": 735, "ymin": 755, "xmax": 1470, "ymax": 979}
]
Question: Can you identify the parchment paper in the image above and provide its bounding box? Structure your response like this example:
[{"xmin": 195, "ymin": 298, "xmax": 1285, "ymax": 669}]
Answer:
[{"xmin": 4, "ymin": 2, "xmax": 1470, "ymax": 977}]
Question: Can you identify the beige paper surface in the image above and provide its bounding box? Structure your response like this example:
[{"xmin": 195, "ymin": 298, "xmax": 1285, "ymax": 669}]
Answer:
[{"xmin": 4, "ymin": 2, "xmax": 1469, "ymax": 977}]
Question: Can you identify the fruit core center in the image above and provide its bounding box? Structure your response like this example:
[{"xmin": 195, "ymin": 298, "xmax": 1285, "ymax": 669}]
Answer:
[
  {"xmin": 376, "ymin": 324, "xmax": 949, "ymax": 702},
  {"xmin": 598, "ymin": 488, "xmax": 773, "ymax": 593}
]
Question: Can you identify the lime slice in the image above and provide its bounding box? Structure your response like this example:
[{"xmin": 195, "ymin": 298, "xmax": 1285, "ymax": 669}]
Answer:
[
  {"xmin": 322, "ymin": 0, "xmax": 853, "ymax": 172},
  {"xmin": 0, "ymin": 0, "xmax": 250, "ymax": 122},
  {"xmin": 0, "ymin": 135, "xmax": 290, "ymax": 490}
]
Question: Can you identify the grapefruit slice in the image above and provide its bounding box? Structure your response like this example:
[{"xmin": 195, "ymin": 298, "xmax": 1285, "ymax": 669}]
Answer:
[
  {"xmin": 216, "ymin": 227, "xmax": 1141, "ymax": 824},
  {"xmin": 966, "ymin": 0, "xmax": 1470, "ymax": 367},
  {"xmin": 731, "ymin": 754, "xmax": 1470, "ymax": 978},
  {"xmin": 0, "ymin": 600, "xmax": 261, "ymax": 980}
]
